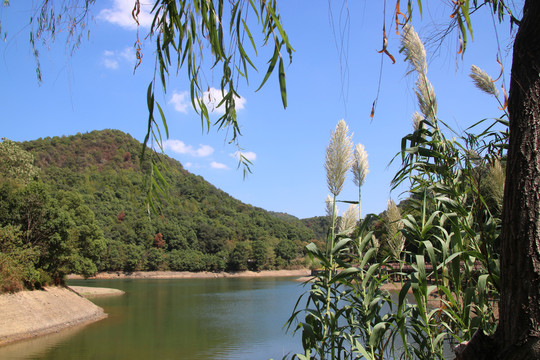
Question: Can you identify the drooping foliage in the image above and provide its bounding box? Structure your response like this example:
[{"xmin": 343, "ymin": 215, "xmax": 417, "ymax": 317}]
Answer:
[{"xmin": 1, "ymin": 0, "xmax": 294, "ymax": 183}]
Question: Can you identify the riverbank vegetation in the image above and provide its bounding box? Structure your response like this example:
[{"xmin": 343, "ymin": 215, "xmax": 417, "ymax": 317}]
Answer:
[{"xmin": 287, "ymin": 24, "xmax": 507, "ymax": 360}]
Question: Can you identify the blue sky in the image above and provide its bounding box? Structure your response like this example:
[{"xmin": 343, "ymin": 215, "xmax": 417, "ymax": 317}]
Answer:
[{"xmin": 0, "ymin": 1, "xmax": 517, "ymax": 219}]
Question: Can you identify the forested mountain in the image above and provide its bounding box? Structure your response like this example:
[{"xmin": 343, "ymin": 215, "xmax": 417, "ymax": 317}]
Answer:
[{"xmin": 1, "ymin": 130, "xmax": 319, "ymax": 289}]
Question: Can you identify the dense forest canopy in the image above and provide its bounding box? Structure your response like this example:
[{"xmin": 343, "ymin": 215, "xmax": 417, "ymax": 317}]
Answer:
[{"xmin": 0, "ymin": 130, "xmax": 324, "ymax": 292}]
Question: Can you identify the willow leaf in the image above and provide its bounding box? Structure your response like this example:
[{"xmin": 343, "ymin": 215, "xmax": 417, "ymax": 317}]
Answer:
[
  {"xmin": 278, "ymin": 56, "xmax": 287, "ymax": 108},
  {"xmin": 256, "ymin": 44, "xmax": 279, "ymax": 92},
  {"xmin": 155, "ymin": 101, "xmax": 169, "ymax": 139}
]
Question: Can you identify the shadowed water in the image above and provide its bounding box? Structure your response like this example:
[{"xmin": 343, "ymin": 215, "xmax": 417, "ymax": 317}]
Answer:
[{"xmin": 0, "ymin": 277, "xmax": 306, "ymax": 360}]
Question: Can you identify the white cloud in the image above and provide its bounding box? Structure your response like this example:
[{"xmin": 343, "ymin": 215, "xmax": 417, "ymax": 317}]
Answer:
[
  {"xmin": 169, "ymin": 91, "xmax": 189, "ymax": 113},
  {"xmin": 119, "ymin": 47, "xmax": 135, "ymax": 61},
  {"xmin": 163, "ymin": 140, "xmax": 190, "ymax": 154},
  {"xmin": 102, "ymin": 47, "xmax": 135, "ymax": 70},
  {"xmin": 194, "ymin": 145, "xmax": 214, "ymax": 157},
  {"xmin": 231, "ymin": 151, "xmax": 257, "ymax": 162},
  {"xmin": 241, "ymin": 151, "xmax": 257, "ymax": 162},
  {"xmin": 163, "ymin": 139, "xmax": 214, "ymax": 157},
  {"xmin": 210, "ymin": 161, "xmax": 229, "ymax": 170},
  {"xmin": 168, "ymin": 87, "xmax": 247, "ymax": 115},
  {"xmin": 103, "ymin": 58, "xmax": 119, "ymax": 70},
  {"xmin": 201, "ymin": 87, "xmax": 246, "ymax": 115},
  {"xmin": 99, "ymin": 0, "xmax": 154, "ymax": 30}
]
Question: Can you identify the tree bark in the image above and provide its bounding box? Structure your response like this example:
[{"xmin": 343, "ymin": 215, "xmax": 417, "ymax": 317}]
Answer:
[
  {"xmin": 496, "ymin": 0, "xmax": 540, "ymax": 357},
  {"xmin": 460, "ymin": 1, "xmax": 540, "ymax": 359}
]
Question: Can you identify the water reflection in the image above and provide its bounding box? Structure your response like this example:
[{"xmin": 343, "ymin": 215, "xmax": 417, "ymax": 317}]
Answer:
[
  {"xmin": 0, "ymin": 277, "xmax": 305, "ymax": 360},
  {"xmin": 0, "ymin": 323, "xmax": 86, "ymax": 359}
]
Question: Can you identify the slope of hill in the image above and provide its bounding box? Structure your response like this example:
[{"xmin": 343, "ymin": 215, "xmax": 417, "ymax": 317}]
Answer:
[{"xmin": 19, "ymin": 129, "xmax": 316, "ymax": 273}]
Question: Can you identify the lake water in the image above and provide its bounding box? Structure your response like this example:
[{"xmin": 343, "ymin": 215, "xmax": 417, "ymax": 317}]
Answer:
[{"xmin": 0, "ymin": 277, "xmax": 306, "ymax": 360}]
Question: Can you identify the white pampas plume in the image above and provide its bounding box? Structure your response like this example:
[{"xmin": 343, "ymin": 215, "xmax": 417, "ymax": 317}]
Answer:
[
  {"xmin": 415, "ymin": 76, "xmax": 437, "ymax": 121},
  {"xmin": 412, "ymin": 111, "xmax": 424, "ymax": 131},
  {"xmin": 352, "ymin": 143, "xmax": 369, "ymax": 188},
  {"xmin": 384, "ymin": 199, "xmax": 405, "ymax": 261},
  {"xmin": 401, "ymin": 23, "xmax": 427, "ymax": 75},
  {"xmin": 352, "ymin": 143, "xmax": 368, "ymax": 219},
  {"xmin": 338, "ymin": 204, "xmax": 359, "ymax": 236},
  {"xmin": 325, "ymin": 194, "xmax": 337, "ymax": 218},
  {"xmin": 401, "ymin": 24, "xmax": 437, "ymax": 121},
  {"xmin": 470, "ymin": 65, "xmax": 499, "ymax": 98},
  {"xmin": 325, "ymin": 119, "xmax": 353, "ymax": 196}
]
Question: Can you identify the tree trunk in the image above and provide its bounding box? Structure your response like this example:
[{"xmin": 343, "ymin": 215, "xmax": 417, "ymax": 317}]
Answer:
[
  {"xmin": 459, "ymin": 1, "xmax": 540, "ymax": 359},
  {"xmin": 495, "ymin": 0, "xmax": 540, "ymax": 357}
]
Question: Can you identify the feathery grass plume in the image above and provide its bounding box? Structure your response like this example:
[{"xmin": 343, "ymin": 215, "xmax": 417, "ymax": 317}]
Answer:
[
  {"xmin": 401, "ymin": 23, "xmax": 426, "ymax": 75},
  {"xmin": 384, "ymin": 199, "xmax": 405, "ymax": 261},
  {"xmin": 352, "ymin": 143, "xmax": 369, "ymax": 219},
  {"xmin": 401, "ymin": 24, "xmax": 437, "ymax": 121},
  {"xmin": 338, "ymin": 204, "xmax": 358, "ymax": 236},
  {"xmin": 352, "ymin": 143, "xmax": 369, "ymax": 188},
  {"xmin": 371, "ymin": 234, "xmax": 380, "ymax": 250},
  {"xmin": 415, "ymin": 76, "xmax": 437, "ymax": 121},
  {"xmin": 485, "ymin": 159, "xmax": 505, "ymax": 213},
  {"xmin": 325, "ymin": 194, "xmax": 337, "ymax": 218},
  {"xmin": 470, "ymin": 65, "xmax": 499, "ymax": 98},
  {"xmin": 412, "ymin": 111, "xmax": 424, "ymax": 131},
  {"xmin": 325, "ymin": 119, "xmax": 353, "ymax": 196}
]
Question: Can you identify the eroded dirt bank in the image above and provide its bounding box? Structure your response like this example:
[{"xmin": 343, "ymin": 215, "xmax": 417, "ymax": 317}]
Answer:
[{"xmin": 0, "ymin": 286, "xmax": 107, "ymax": 346}]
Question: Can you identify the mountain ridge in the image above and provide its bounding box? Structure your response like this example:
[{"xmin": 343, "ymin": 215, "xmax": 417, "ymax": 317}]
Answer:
[{"xmin": 18, "ymin": 129, "xmax": 318, "ymax": 273}]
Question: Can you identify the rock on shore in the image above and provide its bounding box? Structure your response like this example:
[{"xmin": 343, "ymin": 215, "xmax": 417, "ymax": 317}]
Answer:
[{"xmin": 0, "ymin": 286, "xmax": 107, "ymax": 346}]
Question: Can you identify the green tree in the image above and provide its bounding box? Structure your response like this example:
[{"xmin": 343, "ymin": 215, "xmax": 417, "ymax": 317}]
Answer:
[
  {"xmin": 197, "ymin": 222, "xmax": 230, "ymax": 254},
  {"xmin": 0, "ymin": 225, "xmax": 39, "ymax": 292},
  {"xmin": 55, "ymin": 190, "xmax": 107, "ymax": 277},
  {"xmin": 228, "ymin": 242, "xmax": 251, "ymax": 271},
  {"xmin": 145, "ymin": 247, "xmax": 167, "ymax": 271},
  {"xmin": 274, "ymin": 239, "xmax": 296, "ymax": 264},
  {"xmin": 0, "ymin": 138, "xmax": 40, "ymax": 185},
  {"xmin": 0, "ymin": 181, "xmax": 105, "ymax": 287},
  {"xmin": 252, "ymin": 238, "xmax": 271, "ymax": 270},
  {"xmin": 122, "ymin": 243, "xmax": 143, "ymax": 272}
]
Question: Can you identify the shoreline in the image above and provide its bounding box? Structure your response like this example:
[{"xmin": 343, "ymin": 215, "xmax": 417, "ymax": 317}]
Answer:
[
  {"xmin": 68, "ymin": 286, "xmax": 125, "ymax": 298},
  {"xmin": 1, "ymin": 271, "xmax": 309, "ymax": 347},
  {"xmin": 67, "ymin": 269, "xmax": 312, "ymax": 280},
  {"xmin": 0, "ymin": 272, "xmax": 413, "ymax": 349}
]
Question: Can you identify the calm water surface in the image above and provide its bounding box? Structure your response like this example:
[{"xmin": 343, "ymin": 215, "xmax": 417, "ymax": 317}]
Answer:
[{"xmin": 0, "ymin": 277, "xmax": 306, "ymax": 360}]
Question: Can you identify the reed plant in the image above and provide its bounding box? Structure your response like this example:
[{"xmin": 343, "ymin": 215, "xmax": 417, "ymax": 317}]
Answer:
[
  {"xmin": 382, "ymin": 199, "xmax": 405, "ymax": 263},
  {"xmin": 287, "ymin": 23, "xmax": 506, "ymax": 360},
  {"xmin": 287, "ymin": 120, "xmax": 394, "ymax": 360},
  {"xmin": 390, "ymin": 24, "xmax": 504, "ymax": 358}
]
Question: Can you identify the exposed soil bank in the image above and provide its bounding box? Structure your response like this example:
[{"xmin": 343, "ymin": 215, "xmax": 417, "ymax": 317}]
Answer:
[
  {"xmin": 0, "ymin": 286, "xmax": 108, "ymax": 347},
  {"xmin": 67, "ymin": 269, "xmax": 311, "ymax": 280}
]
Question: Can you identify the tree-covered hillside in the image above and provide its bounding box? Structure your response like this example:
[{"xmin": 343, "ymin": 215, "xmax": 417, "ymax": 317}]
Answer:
[{"xmin": 1, "ymin": 130, "xmax": 318, "ymax": 290}]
